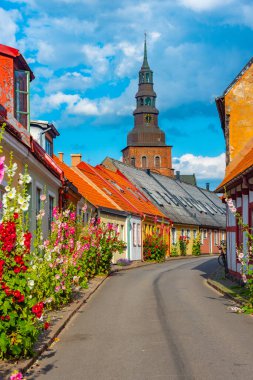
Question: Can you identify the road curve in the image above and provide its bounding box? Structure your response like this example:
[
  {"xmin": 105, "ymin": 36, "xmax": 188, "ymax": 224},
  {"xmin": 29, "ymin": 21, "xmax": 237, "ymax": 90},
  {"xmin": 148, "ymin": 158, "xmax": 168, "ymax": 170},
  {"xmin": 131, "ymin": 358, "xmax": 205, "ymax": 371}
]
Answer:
[{"xmin": 26, "ymin": 257, "xmax": 253, "ymax": 380}]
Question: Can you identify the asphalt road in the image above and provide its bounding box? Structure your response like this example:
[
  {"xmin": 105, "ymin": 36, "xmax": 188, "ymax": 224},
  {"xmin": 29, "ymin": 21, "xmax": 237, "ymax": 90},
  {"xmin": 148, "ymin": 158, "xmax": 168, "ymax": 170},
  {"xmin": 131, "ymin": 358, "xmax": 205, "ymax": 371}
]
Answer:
[{"xmin": 26, "ymin": 257, "xmax": 253, "ymax": 380}]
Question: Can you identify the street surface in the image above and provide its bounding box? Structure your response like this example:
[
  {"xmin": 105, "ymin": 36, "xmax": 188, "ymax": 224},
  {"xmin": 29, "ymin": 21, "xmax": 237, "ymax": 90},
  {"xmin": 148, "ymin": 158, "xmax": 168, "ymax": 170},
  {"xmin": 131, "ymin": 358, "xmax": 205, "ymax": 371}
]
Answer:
[{"xmin": 27, "ymin": 257, "xmax": 253, "ymax": 380}]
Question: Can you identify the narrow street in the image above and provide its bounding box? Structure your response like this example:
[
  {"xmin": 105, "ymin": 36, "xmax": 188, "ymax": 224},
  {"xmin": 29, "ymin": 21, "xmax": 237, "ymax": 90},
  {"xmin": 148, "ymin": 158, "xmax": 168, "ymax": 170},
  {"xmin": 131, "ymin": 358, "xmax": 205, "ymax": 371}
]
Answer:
[{"xmin": 27, "ymin": 257, "xmax": 253, "ymax": 380}]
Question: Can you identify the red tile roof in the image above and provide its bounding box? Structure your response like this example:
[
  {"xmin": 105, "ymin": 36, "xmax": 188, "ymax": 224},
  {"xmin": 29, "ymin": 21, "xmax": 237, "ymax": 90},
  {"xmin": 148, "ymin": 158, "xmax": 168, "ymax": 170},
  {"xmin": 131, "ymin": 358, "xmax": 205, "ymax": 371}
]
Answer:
[
  {"xmin": 77, "ymin": 161, "xmax": 140, "ymax": 214},
  {"xmin": 53, "ymin": 156, "xmax": 120, "ymax": 210},
  {"xmin": 96, "ymin": 165, "xmax": 167, "ymax": 219}
]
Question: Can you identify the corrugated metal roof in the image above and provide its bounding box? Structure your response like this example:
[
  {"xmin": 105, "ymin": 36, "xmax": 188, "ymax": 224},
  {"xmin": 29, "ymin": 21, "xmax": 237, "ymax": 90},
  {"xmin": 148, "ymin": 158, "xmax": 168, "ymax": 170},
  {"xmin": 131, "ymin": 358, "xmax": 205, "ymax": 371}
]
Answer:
[{"xmin": 103, "ymin": 158, "xmax": 226, "ymax": 228}]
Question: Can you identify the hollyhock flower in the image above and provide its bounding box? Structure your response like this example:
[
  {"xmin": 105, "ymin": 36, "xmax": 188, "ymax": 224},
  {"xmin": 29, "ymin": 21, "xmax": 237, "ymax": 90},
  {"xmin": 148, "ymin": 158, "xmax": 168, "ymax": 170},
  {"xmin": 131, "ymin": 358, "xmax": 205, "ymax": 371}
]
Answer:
[
  {"xmin": 0, "ymin": 156, "xmax": 5, "ymax": 183},
  {"xmin": 20, "ymin": 202, "xmax": 29, "ymax": 212},
  {"xmin": 55, "ymin": 274, "xmax": 60, "ymax": 280},
  {"xmin": 44, "ymin": 322, "xmax": 50, "ymax": 330},
  {"xmin": 40, "ymin": 194, "xmax": 46, "ymax": 201},
  {"xmin": 55, "ymin": 286, "xmax": 61, "ymax": 292},
  {"xmin": 70, "ymin": 212, "xmax": 76, "ymax": 221},
  {"xmin": 28, "ymin": 279, "xmax": 34, "ymax": 289},
  {"xmin": 7, "ymin": 187, "xmax": 16, "ymax": 199},
  {"xmin": 10, "ymin": 371, "xmax": 23, "ymax": 380},
  {"xmin": 32, "ymin": 302, "xmax": 44, "ymax": 319},
  {"xmin": 238, "ymin": 252, "xmax": 244, "ymax": 260}
]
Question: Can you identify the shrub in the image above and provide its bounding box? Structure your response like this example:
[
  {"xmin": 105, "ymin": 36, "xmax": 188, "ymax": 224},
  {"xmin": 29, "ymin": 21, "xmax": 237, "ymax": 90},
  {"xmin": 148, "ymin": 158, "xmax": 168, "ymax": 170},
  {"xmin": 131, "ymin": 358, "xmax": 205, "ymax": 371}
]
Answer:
[
  {"xmin": 179, "ymin": 236, "xmax": 189, "ymax": 256},
  {"xmin": 170, "ymin": 244, "xmax": 179, "ymax": 257},
  {"xmin": 143, "ymin": 225, "xmax": 168, "ymax": 262},
  {"xmin": 192, "ymin": 233, "xmax": 201, "ymax": 256}
]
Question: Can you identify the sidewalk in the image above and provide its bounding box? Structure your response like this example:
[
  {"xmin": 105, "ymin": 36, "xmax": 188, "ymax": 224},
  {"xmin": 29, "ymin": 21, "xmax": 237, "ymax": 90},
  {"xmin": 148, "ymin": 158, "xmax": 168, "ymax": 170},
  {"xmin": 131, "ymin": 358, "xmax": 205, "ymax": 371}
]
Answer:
[
  {"xmin": 207, "ymin": 265, "xmax": 249, "ymax": 306},
  {"xmin": 1, "ymin": 255, "xmax": 213, "ymax": 379}
]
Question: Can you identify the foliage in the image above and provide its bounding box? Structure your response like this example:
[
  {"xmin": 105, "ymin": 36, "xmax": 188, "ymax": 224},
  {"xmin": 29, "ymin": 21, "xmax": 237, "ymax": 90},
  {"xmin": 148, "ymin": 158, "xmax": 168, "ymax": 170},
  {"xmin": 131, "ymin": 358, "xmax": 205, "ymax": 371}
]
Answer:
[
  {"xmin": 192, "ymin": 233, "xmax": 201, "ymax": 256},
  {"xmin": 0, "ymin": 147, "xmax": 126, "ymax": 359},
  {"xmin": 0, "ymin": 158, "xmax": 42, "ymax": 359},
  {"xmin": 143, "ymin": 225, "xmax": 169, "ymax": 262},
  {"xmin": 179, "ymin": 235, "xmax": 189, "ymax": 256},
  {"xmin": 170, "ymin": 244, "xmax": 179, "ymax": 257},
  {"xmin": 225, "ymin": 196, "xmax": 253, "ymax": 310}
]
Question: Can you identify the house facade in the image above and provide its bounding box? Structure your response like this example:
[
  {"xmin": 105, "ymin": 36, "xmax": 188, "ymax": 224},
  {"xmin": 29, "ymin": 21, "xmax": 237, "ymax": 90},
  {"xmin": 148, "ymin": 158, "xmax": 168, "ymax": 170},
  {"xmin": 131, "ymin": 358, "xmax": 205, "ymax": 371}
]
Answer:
[
  {"xmin": 0, "ymin": 43, "xmax": 64, "ymax": 237},
  {"xmin": 216, "ymin": 59, "xmax": 253, "ymax": 277},
  {"xmin": 102, "ymin": 157, "xmax": 226, "ymax": 255}
]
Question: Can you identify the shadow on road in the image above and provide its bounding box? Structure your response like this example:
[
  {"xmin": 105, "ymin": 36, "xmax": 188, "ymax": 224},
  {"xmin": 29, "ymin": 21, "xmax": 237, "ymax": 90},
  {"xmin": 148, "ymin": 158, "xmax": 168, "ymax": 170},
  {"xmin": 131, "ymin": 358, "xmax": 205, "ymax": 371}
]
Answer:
[{"xmin": 191, "ymin": 256, "xmax": 219, "ymax": 279}]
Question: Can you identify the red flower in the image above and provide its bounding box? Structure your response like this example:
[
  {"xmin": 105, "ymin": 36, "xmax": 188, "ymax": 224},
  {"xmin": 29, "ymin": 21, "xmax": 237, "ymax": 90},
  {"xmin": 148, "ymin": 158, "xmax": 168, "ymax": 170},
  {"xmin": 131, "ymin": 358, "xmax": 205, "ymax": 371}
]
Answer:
[
  {"xmin": 13, "ymin": 290, "xmax": 21, "ymax": 299},
  {"xmin": 13, "ymin": 213, "xmax": 19, "ymax": 219},
  {"xmin": 14, "ymin": 267, "xmax": 21, "ymax": 274},
  {"xmin": 14, "ymin": 256, "xmax": 23, "ymax": 264},
  {"xmin": 44, "ymin": 322, "xmax": 50, "ymax": 330},
  {"xmin": 32, "ymin": 302, "xmax": 44, "ymax": 319}
]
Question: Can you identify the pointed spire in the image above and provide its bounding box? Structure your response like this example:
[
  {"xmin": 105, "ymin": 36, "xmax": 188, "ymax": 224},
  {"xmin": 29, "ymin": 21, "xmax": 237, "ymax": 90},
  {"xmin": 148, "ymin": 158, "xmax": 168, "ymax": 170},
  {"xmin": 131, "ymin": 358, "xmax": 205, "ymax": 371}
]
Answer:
[{"xmin": 142, "ymin": 32, "xmax": 149, "ymax": 69}]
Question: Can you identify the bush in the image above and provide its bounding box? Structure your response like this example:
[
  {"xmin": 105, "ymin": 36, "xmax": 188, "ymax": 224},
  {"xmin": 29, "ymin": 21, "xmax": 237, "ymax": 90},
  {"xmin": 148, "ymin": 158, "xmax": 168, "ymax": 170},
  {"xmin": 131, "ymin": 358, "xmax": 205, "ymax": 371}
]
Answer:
[
  {"xmin": 170, "ymin": 244, "xmax": 179, "ymax": 257},
  {"xmin": 192, "ymin": 233, "xmax": 201, "ymax": 256},
  {"xmin": 179, "ymin": 236, "xmax": 189, "ymax": 256},
  {"xmin": 143, "ymin": 225, "xmax": 168, "ymax": 262}
]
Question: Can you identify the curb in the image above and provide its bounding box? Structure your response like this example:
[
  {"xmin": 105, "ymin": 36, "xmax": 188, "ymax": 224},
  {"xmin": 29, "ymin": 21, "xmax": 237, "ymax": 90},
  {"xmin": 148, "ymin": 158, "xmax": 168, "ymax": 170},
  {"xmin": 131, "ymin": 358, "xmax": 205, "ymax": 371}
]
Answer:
[{"xmin": 206, "ymin": 278, "xmax": 248, "ymax": 307}]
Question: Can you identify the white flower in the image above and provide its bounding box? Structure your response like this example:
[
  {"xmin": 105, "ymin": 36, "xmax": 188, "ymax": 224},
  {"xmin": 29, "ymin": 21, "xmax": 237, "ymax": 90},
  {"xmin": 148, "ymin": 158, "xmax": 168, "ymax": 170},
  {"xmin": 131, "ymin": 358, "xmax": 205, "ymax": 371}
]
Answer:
[
  {"xmin": 18, "ymin": 195, "xmax": 26, "ymax": 205},
  {"xmin": 5, "ymin": 185, "xmax": 10, "ymax": 192},
  {"xmin": 20, "ymin": 202, "xmax": 29, "ymax": 211},
  {"xmin": 28, "ymin": 279, "xmax": 34, "ymax": 289},
  {"xmin": 7, "ymin": 187, "xmax": 16, "ymax": 199},
  {"xmin": 25, "ymin": 174, "xmax": 32, "ymax": 184},
  {"xmin": 32, "ymin": 265, "xmax": 37, "ymax": 270}
]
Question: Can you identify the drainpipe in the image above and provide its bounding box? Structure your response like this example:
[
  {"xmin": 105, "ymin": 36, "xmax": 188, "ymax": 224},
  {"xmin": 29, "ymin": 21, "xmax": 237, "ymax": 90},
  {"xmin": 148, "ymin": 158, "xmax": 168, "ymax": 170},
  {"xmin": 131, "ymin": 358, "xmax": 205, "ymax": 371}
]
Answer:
[
  {"xmin": 127, "ymin": 215, "xmax": 131, "ymax": 260},
  {"xmin": 141, "ymin": 214, "xmax": 146, "ymax": 261}
]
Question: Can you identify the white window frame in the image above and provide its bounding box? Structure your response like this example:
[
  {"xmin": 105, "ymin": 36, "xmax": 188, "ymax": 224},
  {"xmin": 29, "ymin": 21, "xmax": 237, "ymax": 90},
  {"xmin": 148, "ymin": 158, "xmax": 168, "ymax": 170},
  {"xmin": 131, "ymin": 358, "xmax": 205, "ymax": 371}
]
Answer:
[
  {"xmin": 187, "ymin": 229, "xmax": 191, "ymax": 239},
  {"xmin": 172, "ymin": 227, "xmax": 177, "ymax": 245},
  {"xmin": 214, "ymin": 230, "xmax": 219, "ymax": 246},
  {"xmin": 200, "ymin": 229, "xmax": 204, "ymax": 245},
  {"xmin": 204, "ymin": 229, "xmax": 207, "ymax": 239},
  {"xmin": 137, "ymin": 224, "xmax": 141, "ymax": 246},
  {"xmin": 193, "ymin": 229, "xmax": 197, "ymax": 239},
  {"xmin": 133, "ymin": 223, "xmax": 137, "ymax": 246}
]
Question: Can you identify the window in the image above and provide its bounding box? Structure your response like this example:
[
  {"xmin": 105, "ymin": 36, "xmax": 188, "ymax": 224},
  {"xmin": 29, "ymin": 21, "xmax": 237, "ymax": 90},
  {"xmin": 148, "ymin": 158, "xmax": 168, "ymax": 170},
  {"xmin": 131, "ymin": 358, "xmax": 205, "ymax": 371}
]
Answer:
[
  {"xmin": 45, "ymin": 138, "xmax": 53, "ymax": 156},
  {"xmin": 172, "ymin": 228, "xmax": 176, "ymax": 244},
  {"xmin": 36, "ymin": 187, "xmax": 41, "ymax": 215},
  {"xmin": 140, "ymin": 98, "xmax": 144, "ymax": 106},
  {"xmin": 193, "ymin": 229, "xmax": 197, "ymax": 239},
  {"xmin": 142, "ymin": 156, "xmax": 147, "ymax": 168},
  {"xmin": 145, "ymin": 73, "xmax": 150, "ymax": 82},
  {"xmin": 133, "ymin": 223, "xmax": 137, "ymax": 246},
  {"xmin": 204, "ymin": 229, "xmax": 207, "ymax": 239},
  {"xmin": 137, "ymin": 224, "xmax": 141, "ymax": 246},
  {"xmin": 200, "ymin": 229, "xmax": 204, "ymax": 244},
  {"xmin": 48, "ymin": 195, "xmax": 54, "ymax": 231},
  {"xmin": 120, "ymin": 225, "xmax": 124, "ymax": 240},
  {"xmin": 154, "ymin": 156, "xmax": 160, "ymax": 169},
  {"xmin": 214, "ymin": 230, "xmax": 219, "ymax": 246},
  {"xmin": 15, "ymin": 70, "xmax": 30, "ymax": 129},
  {"xmin": 145, "ymin": 97, "xmax": 151, "ymax": 106},
  {"xmin": 131, "ymin": 157, "xmax": 136, "ymax": 167},
  {"xmin": 187, "ymin": 229, "xmax": 191, "ymax": 239},
  {"xmin": 181, "ymin": 229, "xmax": 185, "ymax": 237}
]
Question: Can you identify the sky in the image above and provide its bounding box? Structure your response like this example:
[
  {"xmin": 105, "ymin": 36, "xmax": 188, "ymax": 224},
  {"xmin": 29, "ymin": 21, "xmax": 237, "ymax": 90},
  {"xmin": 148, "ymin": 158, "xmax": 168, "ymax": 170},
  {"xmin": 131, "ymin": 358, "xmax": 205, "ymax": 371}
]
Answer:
[{"xmin": 1, "ymin": 0, "xmax": 253, "ymax": 190}]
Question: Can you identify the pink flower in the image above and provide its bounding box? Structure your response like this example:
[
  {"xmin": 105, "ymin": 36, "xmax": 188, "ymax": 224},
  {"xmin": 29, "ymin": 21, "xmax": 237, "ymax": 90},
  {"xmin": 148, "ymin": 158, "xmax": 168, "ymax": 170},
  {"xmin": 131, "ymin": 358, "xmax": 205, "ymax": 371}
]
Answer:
[
  {"xmin": 10, "ymin": 371, "xmax": 23, "ymax": 380},
  {"xmin": 40, "ymin": 194, "xmax": 46, "ymax": 201},
  {"xmin": 0, "ymin": 156, "xmax": 5, "ymax": 184},
  {"xmin": 55, "ymin": 274, "xmax": 60, "ymax": 280},
  {"xmin": 55, "ymin": 286, "xmax": 61, "ymax": 292},
  {"xmin": 242, "ymin": 274, "xmax": 247, "ymax": 283},
  {"xmin": 82, "ymin": 204, "xmax": 87, "ymax": 213},
  {"xmin": 70, "ymin": 212, "xmax": 76, "ymax": 221}
]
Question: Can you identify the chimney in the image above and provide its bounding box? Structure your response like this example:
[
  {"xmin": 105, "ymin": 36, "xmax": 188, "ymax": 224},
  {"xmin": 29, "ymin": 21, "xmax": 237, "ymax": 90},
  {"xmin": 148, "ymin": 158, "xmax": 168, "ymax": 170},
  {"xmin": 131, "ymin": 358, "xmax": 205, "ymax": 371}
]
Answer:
[
  {"xmin": 176, "ymin": 170, "xmax": 180, "ymax": 180},
  {"xmin": 206, "ymin": 183, "xmax": 210, "ymax": 191},
  {"xmin": 58, "ymin": 152, "xmax": 64, "ymax": 162},
  {"xmin": 71, "ymin": 153, "xmax": 82, "ymax": 167}
]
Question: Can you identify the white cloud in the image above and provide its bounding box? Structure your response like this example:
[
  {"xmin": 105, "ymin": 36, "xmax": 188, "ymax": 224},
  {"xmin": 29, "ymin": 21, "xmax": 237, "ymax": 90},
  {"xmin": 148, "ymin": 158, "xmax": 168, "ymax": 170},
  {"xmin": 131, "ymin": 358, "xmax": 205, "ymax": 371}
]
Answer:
[
  {"xmin": 173, "ymin": 153, "xmax": 225, "ymax": 179},
  {"xmin": 178, "ymin": 0, "xmax": 234, "ymax": 12},
  {"xmin": 0, "ymin": 8, "xmax": 21, "ymax": 46}
]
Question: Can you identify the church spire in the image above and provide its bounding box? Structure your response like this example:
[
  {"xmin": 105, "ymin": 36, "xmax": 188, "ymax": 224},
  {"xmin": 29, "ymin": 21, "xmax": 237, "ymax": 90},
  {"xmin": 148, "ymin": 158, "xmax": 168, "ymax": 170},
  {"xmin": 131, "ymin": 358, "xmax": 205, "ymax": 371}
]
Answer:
[{"xmin": 142, "ymin": 33, "xmax": 149, "ymax": 69}]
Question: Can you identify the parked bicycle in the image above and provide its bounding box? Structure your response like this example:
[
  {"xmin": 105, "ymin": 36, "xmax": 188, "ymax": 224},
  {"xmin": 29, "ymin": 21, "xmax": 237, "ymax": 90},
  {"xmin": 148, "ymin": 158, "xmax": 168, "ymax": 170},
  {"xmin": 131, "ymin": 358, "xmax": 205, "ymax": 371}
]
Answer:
[{"xmin": 217, "ymin": 240, "xmax": 228, "ymax": 275}]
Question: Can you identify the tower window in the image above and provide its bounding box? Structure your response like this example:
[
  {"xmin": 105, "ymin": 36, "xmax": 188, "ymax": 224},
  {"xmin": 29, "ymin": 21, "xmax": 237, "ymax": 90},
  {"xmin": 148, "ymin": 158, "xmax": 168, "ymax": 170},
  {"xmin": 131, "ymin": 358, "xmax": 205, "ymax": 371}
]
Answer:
[
  {"xmin": 145, "ymin": 97, "xmax": 151, "ymax": 106},
  {"xmin": 140, "ymin": 98, "xmax": 144, "ymax": 106},
  {"xmin": 131, "ymin": 157, "xmax": 136, "ymax": 167},
  {"xmin": 142, "ymin": 156, "xmax": 147, "ymax": 168},
  {"xmin": 146, "ymin": 73, "xmax": 150, "ymax": 82},
  {"xmin": 141, "ymin": 73, "xmax": 145, "ymax": 83},
  {"xmin": 155, "ymin": 156, "xmax": 161, "ymax": 169}
]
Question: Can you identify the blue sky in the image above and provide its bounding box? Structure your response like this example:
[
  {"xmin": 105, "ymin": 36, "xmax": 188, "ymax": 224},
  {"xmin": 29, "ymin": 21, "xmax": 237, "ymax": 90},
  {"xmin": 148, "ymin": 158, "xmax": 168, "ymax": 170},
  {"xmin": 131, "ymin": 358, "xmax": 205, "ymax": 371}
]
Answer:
[{"xmin": 1, "ymin": 0, "xmax": 253, "ymax": 189}]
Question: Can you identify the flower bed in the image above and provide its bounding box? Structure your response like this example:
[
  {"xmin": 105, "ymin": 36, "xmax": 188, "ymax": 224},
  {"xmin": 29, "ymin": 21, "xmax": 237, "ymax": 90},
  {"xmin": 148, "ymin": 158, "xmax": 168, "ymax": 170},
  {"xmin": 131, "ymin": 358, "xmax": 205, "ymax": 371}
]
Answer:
[{"xmin": 0, "ymin": 137, "xmax": 126, "ymax": 361}]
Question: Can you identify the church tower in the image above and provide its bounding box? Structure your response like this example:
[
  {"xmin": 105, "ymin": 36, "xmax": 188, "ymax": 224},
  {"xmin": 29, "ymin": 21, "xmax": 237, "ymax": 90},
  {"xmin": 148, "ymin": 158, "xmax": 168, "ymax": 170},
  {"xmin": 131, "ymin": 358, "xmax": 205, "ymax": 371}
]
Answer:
[{"xmin": 122, "ymin": 36, "xmax": 174, "ymax": 177}]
